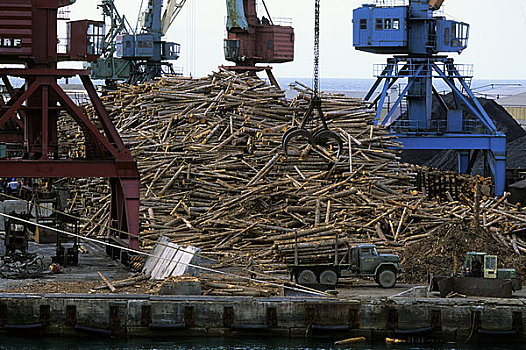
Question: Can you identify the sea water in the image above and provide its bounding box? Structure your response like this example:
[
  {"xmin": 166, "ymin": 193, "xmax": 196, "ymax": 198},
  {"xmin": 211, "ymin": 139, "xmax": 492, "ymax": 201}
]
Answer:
[
  {"xmin": 276, "ymin": 77, "xmax": 526, "ymax": 96},
  {"xmin": 0, "ymin": 337, "xmax": 521, "ymax": 350}
]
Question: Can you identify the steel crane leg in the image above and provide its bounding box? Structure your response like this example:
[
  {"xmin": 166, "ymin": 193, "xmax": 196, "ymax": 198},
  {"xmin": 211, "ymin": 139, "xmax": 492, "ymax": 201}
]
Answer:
[{"xmin": 0, "ymin": 69, "xmax": 141, "ymax": 257}]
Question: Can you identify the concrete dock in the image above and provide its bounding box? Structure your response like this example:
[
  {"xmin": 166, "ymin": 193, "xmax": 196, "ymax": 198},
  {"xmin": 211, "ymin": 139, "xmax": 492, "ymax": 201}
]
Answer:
[
  {"xmin": 0, "ymin": 239, "xmax": 525, "ymax": 342},
  {"xmin": 0, "ymin": 291, "xmax": 525, "ymax": 342}
]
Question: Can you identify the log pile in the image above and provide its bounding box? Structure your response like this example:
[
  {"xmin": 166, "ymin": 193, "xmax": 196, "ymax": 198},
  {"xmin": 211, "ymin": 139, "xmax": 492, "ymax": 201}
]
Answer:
[
  {"xmin": 58, "ymin": 70, "xmax": 526, "ymax": 287},
  {"xmin": 414, "ymin": 166, "xmax": 494, "ymax": 202}
]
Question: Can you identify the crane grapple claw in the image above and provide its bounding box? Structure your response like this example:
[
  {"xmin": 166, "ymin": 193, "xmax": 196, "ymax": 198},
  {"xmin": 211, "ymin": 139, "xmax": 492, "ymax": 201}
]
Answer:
[
  {"xmin": 282, "ymin": 127, "xmax": 315, "ymax": 156},
  {"xmin": 313, "ymin": 129, "xmax": 344, "ymax": 159}
]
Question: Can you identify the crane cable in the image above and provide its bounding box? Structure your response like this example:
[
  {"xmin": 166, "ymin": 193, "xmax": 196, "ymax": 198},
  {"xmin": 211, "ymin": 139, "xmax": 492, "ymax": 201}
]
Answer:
[
  {"xmin": 0, "ymin": 190, "xmax": 313, "ymax": 291},
  {"xmin": 519, "ymin": 0, "xmax": 526, "ymax": 24},
  {"xmin": 312, "ymin": 0, "xmax": 320, "ymax": 96},
  {"xmin": 186, "ymin": 0, "xmax": 196, "ymax": 77}
]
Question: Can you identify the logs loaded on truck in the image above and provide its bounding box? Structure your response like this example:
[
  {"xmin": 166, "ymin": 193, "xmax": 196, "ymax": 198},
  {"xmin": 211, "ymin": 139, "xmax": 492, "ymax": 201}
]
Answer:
[{"xmin": 290, "ymin": 243, "xmax": 403, "ymax": 288}]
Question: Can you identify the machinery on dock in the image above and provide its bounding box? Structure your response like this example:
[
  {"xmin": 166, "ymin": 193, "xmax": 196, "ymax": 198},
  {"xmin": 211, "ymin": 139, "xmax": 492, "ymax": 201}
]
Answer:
[
  {"xmin": 224, "ymin": 0, "xmax": 294, "ymax": 87},
  {"xmin": 290, "ymin": 243, "xmax": 402, "ymax": 288},
  {"xmin": 0, "ymin": 0, "xmax": 140, "ymax": 262},
  {"xmin": 4, "ymin": 212, "xmax": 31, "ymax": 255},
  {"xmin": 91, "ymin": 0, "xmax": 186, "ymax": 84},
  {"xmin": 431, "ymin": 252, "xmax": 521, "ymax": 298},
  {"xmin": 353, "ymin": 0, "xmax": 506, "ymax": 195},
  {"xmin": 462, "ymin": 252, "xmax": 521, "ymax": 290}
]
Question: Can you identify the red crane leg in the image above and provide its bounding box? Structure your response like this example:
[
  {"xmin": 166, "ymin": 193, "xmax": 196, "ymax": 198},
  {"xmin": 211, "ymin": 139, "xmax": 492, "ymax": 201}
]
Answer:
[
  {"xmin": 0, "ymin": 69, "xmax": 141, "ymax": 258},
  {"xmin": 110, "ymin": 178, "xmax": 141, "ymax": 251},
  {"xmin": 0, "ymin": 1, "xmax": 141, "ymax": 263}
]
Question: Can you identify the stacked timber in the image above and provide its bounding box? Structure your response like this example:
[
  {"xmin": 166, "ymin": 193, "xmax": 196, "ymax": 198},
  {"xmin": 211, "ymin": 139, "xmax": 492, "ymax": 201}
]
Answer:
[
  {"xmin": 59, "ymin": 70, "xmax": 526, "ymax": 285},
  {"xmin": 414, "ymin": 166, "xmax": 494, "ymax": 202}
]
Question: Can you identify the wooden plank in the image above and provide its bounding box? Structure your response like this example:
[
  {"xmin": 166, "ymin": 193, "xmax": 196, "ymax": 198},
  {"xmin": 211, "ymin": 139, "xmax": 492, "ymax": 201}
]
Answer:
[{"xmin": 143, "ymin": 236, "xmax": 170, "ymax": 275}]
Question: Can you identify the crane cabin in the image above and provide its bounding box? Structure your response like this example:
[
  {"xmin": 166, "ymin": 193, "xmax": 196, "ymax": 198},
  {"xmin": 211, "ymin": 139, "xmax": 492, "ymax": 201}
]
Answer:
[{"xmin": 353, "ymin": 0, "xmax": 469, "ymax": 55}]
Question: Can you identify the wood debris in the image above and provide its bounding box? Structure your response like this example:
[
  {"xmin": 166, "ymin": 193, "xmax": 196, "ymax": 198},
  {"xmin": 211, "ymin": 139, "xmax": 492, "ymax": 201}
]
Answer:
[{"xmin": 56, "ymin": 70, "xmax": 526, "ymax": 288}]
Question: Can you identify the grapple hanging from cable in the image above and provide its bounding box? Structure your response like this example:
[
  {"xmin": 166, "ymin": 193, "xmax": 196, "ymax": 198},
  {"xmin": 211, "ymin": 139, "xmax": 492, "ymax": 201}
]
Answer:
[{"xmin": 281, "ymin": 0, "xmax": 343, "ymax": 158}]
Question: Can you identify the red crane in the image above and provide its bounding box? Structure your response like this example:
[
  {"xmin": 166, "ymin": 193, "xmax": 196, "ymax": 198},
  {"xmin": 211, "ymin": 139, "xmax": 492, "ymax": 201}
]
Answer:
[
  {"xmin": 223, "ymin": 0, "xmax": 294, "ymax": 87},
  {"xmin": 0, "ymin": 0, "xmax": 140, "ymax": 261}
]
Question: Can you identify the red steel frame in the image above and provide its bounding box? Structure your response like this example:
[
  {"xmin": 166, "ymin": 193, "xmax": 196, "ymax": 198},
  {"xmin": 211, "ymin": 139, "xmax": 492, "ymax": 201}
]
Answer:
[
  {"xmin": 223, "ymin": 0, "xmax": 294, "ymax": 88},
  {"xmin": 0, "ymin": 0, "xmax": 140, "ymax": 251}
]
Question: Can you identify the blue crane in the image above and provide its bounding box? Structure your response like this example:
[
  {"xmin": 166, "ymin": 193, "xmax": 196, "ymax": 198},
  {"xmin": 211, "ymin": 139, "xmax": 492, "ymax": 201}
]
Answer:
[{"xmin": 353, "ymin": 0, "xmax": 506, "ymax": 195}]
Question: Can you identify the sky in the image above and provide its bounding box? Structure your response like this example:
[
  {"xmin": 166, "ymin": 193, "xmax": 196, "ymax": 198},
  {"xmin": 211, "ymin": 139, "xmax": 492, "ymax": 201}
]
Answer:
[{"xmin": 66, "ymin": 0, "xmax": 526, "ymax": 80}]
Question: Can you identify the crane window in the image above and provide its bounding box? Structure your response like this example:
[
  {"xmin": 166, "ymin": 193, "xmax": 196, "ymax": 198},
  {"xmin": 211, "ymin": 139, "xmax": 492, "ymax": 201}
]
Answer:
[
  {"xmin": 384, "ymin": 19, "xmax": 391, "ymax": 30},
  {"xmin": 267, "ymin": 40, "xmax": 273, "ymax": 50},
  {"xmin": 138, "ymin": 41, "xmax": 152, "ymax": 49},
  {"xmin": 87, "ymin": 22, "xmax": 104, "ymax": 56},
  {"xmin": 375, "ymin": 19, "xmax": 383, "ymax": 30},
  {"xmin": 444, "ymin": 27, "xmax": 450, "ymax": 45},
  {"xmin": 393, "ymin": 19, "xmax": 400, "ymax": 30},
  {"xmin": 360, "ymin": 19, "xmax": 367, "ymax": 30}
]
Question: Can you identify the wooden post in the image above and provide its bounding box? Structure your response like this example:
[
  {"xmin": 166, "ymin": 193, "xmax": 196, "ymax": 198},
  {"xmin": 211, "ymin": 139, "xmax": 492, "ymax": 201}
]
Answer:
[
  {"xmin": 294, "ymin": 230, "xmax": 299, "ymax": 266},
  {"xmin": 334, "ymin": 230, "xmax": 339, "ymax": 266}
]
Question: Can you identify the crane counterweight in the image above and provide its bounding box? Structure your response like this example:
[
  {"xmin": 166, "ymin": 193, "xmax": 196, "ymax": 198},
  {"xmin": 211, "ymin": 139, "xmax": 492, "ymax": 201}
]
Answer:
[{"xmin": 223, "ymin": 0, "xmax": 294, "ymax": 87}]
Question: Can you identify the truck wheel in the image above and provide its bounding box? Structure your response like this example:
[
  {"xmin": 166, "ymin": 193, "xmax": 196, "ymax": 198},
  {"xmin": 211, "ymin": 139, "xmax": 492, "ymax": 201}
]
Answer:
[
  {"xmin": 297, "ymin": 269, "xmax": 317, "ymax": 285},
  {"xmin": 319, "ymin": 270, "xmax": 338, "ymax": 286},
  {"xmin": 377, "ymin": 269, "xmax": 397, "ymax": 288}
]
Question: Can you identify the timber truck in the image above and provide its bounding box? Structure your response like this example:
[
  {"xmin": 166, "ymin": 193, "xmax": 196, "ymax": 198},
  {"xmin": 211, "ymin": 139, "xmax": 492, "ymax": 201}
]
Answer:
[{"xmin": 290, "ymin": 244, "xmax": 402, "ymax": 288}]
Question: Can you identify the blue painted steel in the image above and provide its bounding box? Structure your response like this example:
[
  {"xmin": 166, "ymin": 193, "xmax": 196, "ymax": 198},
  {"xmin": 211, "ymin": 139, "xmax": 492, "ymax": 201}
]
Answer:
[
  {"xmin": 118, "ymin": 34, "xmax": 155, "ymax": 58},
  {"xmin": 381, "ymin": 66, "xmax": 422, "ymax": 126},
  {"xmin": 113, "ymin": 0, "xmax": 180, "ymax": 82},
  {"xmin": 447, "ymin": 109, "xmax": 462, "ymax": 132},
  {"xmin": 431, "ymin": 63, "xmax": 497, "ymax": 133},
  {"xmin": 353, "ymin": 2, "xmax": 468, "ymax": 55},
  {"xmin": 354, "ymin": 1, "xmax": 507, "ymax": 195},
  {"xmin": 395, "ymin": 134, "xmax": 506, "ymax": 152},
  {"xmin": 226, "ymin": 0, "xmax": 249, "ymax": 31},
  {"xmin": 375, "ymin": 64, "xmax": 394, "ymax": 123},
  {"xmin": 458, "ymin": 151, "xmax": 470, "ymax": 173},
  {"xmin": 488, "ymin": 151, "xmax": 506, "ymax": 196},
  {"xmin": 353, "ymin": 6, "xmax": 407, "ymax": 53}
]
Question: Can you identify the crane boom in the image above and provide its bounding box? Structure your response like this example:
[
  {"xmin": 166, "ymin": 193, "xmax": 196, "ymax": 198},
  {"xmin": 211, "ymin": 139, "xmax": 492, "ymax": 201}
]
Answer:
[
  {"xmin": 161, "ymin": 0, "xmax": 187, "ymax": 35},
  {"xmin": 429, "ymin": 0, "xmax": 445, "ymax": 10}
]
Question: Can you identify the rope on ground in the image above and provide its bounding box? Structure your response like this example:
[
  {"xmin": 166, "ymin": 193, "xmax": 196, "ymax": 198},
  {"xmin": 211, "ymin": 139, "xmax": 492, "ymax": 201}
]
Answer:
[
  {"xmin": 0, "ymin": 191, "xmax": 309, "ymax": 291},
  {"xmin": 0, "ymin": 211, "xmax": 330, "ymax": 298}
]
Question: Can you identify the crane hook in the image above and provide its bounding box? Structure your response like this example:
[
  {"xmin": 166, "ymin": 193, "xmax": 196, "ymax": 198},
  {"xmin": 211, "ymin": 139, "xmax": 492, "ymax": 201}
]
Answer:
[
  {"xmin": 281, "ymin": 0, "xmax": 344, "ymax": 160},
  {"xmin": 282, "ymin": 95, "xmax": 343, "ymax": 159}
]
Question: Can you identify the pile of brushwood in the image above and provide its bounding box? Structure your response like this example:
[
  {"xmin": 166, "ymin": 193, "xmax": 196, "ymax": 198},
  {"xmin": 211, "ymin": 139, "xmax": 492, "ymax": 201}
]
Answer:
[{"xmin": 57, "ymin": 70, "xmax": 526, "ymax": 289}]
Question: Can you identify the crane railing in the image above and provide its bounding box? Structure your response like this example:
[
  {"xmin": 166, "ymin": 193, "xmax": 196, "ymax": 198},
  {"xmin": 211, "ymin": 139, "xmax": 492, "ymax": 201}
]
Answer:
[
  {"xmin": 374, "ymin": 0, "xmax": 408, "ymax": 7},
  {"xmin": 58, "ymin": 6, "xmax": 71, "ymax": 20},
  {"xmin": 269, "ymin": 17, "xmax": 292, "ymax": 26},
  {"xmin": 373, "ymin": 60, "xmax": 474, "ymax": 79}
]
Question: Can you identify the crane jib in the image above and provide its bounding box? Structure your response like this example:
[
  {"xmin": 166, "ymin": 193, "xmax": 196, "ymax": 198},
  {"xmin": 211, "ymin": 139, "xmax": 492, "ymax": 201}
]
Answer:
[
  {"xmin": 226, "ymin": 0, "xmax": 249, "ymax": 31},
  {"xmin": 161, "ymin": 0, "xmax": 187, "ymax": 36},
  {"xmin": 429, "ymin": 0, "xmax": 445, "ymax": 10}
]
